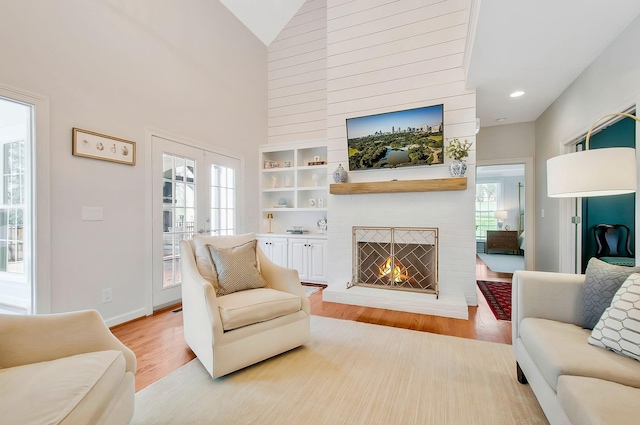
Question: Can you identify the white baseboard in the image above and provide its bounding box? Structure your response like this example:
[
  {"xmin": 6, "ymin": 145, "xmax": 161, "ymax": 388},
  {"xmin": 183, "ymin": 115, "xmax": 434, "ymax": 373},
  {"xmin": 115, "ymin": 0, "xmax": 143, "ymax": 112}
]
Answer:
[
  {"xmin": 322, "ymin": 285, "xmax": 469, "ymax": 320},
  {"xmin": 105, "ymin": 308, "xmax": 147, "ymax": 328}
]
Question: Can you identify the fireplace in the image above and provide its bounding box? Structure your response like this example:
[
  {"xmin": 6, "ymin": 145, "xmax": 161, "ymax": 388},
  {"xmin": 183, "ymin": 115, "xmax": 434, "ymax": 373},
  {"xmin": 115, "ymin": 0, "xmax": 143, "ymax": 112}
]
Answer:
[{"xmin": 349, "ymin": 227, "xmax": 438, "ymax": 297}]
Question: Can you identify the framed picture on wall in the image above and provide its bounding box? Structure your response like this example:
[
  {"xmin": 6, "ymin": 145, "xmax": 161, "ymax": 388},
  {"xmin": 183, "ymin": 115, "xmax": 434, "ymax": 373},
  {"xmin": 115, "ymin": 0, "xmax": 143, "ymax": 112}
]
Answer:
[{"xmin": 72, "ymin": 127, "xmax": 136, "ymax": 166}]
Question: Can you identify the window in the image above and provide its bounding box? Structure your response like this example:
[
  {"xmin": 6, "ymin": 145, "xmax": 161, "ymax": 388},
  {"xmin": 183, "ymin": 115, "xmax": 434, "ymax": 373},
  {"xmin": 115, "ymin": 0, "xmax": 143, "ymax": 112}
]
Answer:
[
  {"xmin": 210, "ymin": 164, "xmax": 235, "ymax": 236},
  {"xmin": 476, "ymin": 182, "xmax": 501, "ymax": 240}
]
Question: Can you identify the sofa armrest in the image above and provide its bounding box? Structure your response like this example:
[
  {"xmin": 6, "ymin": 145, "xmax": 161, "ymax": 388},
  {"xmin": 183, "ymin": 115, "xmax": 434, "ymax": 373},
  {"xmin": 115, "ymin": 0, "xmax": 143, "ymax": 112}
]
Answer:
[
  {"xmin": 512, "ymin": 270, "xmax": 585, "ymax": 344},
  {"xmin": 257, "ymin": 248, "xmax": 310, "ymax": 315},
  {"xmin": 0, "ymin": 309, "xmax": 136, "ymax": 373}
]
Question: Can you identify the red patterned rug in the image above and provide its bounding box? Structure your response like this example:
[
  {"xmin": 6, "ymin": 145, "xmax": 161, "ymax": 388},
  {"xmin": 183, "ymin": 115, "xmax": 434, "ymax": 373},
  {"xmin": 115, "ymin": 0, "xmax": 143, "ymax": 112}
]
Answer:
[{"xmin": 477, "ymin": 280, "xmax": 511, "ymax": 321}]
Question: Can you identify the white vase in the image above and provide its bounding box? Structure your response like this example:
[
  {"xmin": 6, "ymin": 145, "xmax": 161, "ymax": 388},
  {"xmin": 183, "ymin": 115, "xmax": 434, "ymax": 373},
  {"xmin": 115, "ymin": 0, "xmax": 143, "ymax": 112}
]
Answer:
[
  {"xmin": 333, "ymin": 164, "xmax": 348, "ymax": 183},
  {"xmin": 449, "ymin": 160, "xmax": 467, "ymax": 177}
]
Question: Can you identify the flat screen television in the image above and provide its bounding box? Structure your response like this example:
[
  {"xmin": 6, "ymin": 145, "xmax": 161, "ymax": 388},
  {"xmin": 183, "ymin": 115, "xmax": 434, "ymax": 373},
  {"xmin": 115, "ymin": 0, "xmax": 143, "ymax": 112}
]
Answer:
[{"xmin": 346, "ymin": 104, "xmax": 444, "ymax": 171}]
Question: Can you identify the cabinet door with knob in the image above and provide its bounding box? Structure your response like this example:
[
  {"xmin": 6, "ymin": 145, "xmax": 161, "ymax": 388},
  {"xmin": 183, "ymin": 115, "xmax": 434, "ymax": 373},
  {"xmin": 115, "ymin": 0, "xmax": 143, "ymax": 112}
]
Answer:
[
  {"xmin": 288, "ymin": 238, "xmax": 327, "ymax": 283},
  {"xmin": 257, "ymin": 236, "xmax": 288, "ymax": 268}
]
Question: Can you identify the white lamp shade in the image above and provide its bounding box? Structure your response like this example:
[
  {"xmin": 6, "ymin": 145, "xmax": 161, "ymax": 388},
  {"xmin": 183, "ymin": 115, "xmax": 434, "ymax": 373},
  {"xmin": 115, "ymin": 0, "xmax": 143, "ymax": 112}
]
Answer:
[
  {"xmin": 494, "ymin": 210, "xmax": 508, "ymax": 219},
  {"xmin": 547, "ymin": 147, "xmax": 637, "ymax": 197}
]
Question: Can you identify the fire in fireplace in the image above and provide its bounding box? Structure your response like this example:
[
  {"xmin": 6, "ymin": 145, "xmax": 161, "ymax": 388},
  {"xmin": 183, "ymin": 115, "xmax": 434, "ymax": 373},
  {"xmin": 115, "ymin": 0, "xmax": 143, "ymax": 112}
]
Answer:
[{"xmin": 349, "ymin": 227, "xmax": 438, "ymax": 297}]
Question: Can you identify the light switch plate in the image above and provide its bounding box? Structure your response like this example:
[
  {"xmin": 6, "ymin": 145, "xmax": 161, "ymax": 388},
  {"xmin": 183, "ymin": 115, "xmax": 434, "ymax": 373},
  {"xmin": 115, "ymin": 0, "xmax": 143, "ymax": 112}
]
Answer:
[{"xmin": 82, "ymin": 207, "xmax": 103, "ymax": 221}]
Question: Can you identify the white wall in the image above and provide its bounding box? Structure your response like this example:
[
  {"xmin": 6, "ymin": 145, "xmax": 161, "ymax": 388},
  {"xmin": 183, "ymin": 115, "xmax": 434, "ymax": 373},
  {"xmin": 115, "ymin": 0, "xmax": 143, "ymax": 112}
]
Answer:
[
  {"xmin": 325, "ymin": 0, "xmax": 477, "ymax": 303},
  {"xmin": 476, "ymin": 122, "xmax": 535, "ymax": 162},
  {"xmin": 268, "ymin": 0, "xmax": 327, "ymax": 143},
  {"xmin": 0, "ymin": 0, "xmax": 266, "ymax": 324},
  {"xmin": 535, "ymin": 14, "xmax": 640, "ymax": 272}
]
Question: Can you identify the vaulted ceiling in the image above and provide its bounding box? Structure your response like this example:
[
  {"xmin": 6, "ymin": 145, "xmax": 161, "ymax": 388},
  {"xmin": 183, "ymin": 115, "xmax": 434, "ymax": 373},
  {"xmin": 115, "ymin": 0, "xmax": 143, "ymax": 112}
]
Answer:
[{"xmin": 220, "ymin": 0, "xmax": 640, "ymax": 128}]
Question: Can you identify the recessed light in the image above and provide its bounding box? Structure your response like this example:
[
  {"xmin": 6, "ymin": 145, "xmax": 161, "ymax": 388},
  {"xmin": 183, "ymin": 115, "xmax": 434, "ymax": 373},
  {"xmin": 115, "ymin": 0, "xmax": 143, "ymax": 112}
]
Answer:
[
  {"xmin": 496, "ymin": 118, "xmax": 506, "ymax": 122},
  {"xmin": 510, "ymin": 91, "xmax": 525, "ymax": 98}
]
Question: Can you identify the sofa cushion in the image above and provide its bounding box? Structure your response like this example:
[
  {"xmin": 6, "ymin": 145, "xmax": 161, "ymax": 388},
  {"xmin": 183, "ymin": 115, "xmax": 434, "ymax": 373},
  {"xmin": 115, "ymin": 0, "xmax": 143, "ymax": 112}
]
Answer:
[
  {"xmin": 519, "ymin": 318, "xmax": 640, "ymax": 392},
  {"xmin": 208, "ymin": 240, "xmax": 267, "ymax": 296},
  {"xmin": 588, "ymin": 272, "xmax": 640, "ymax": 361},
  {"xmin": 192, "ymin": 233, "xmax": 255, "ymax": 291},
  {"xmin": 557, "ymin": 375, "xmax": 640, "ymax": 425},
  {"xmin": 583, "ymin": 257, "xmax": 640, "ymax": 329},
  {"xmin": 0, "ymin": 350, "xmax": 125, "ymax": 425},
  {"xmin": 217, "ymin": 288, "xmax": 302, "ymax": 331}
]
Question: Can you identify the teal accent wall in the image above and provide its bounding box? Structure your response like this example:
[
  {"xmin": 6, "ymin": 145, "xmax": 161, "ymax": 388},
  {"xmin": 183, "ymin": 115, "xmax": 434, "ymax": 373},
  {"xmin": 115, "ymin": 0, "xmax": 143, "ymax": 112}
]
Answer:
[{"xmin": 581, "ymin": 116, "xmax": 636, "ymax": 272}]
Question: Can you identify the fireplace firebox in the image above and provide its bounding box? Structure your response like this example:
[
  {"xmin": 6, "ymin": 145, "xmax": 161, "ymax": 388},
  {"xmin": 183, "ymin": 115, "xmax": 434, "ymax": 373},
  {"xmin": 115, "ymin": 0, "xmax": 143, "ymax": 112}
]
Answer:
[{"xmin": 349, "ymin": 227, "xmax": 438, "ymax": 297}]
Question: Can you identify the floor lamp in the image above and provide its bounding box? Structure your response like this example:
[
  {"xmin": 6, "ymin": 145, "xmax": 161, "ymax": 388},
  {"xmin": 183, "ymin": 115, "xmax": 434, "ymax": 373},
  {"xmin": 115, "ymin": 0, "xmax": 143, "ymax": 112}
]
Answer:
[
  {"xmin": 547, "ymin": 112, "xmax": 639, "ymax": 273},
  {"xmin": 547, "ymin": 112, "xmax": 638, "ymax": 198}
]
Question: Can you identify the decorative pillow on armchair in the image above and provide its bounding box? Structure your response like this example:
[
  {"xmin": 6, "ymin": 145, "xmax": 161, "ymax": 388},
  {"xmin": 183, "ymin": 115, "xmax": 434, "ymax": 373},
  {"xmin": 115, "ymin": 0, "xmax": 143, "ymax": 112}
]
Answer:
[
  {"xmin": 193, "ymin": 233, "xmax": 255, "ymax": 291},
  {"xmin": 207, "ymin": 240, "xmax": 267, "ymax": 296},
  {"xmin": 588, "ymin": 272, "xmax": 640, "ymax": 361},
  {"xmin": 583, "ymin": 258, "xmax": 640, "ymax": 329}
]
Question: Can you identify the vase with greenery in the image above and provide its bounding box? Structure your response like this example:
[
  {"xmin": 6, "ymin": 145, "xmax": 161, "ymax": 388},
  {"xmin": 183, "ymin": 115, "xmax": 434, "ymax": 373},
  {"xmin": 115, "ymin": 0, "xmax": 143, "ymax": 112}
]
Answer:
[{"xmin": 445, "ymin": 138, "xmax": 471, "ymax": 177}]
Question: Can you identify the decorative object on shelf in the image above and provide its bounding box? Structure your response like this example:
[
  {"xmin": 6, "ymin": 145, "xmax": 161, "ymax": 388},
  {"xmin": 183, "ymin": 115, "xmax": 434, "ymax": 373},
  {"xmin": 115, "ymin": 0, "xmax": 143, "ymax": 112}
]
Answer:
[
  {"xmin": 309, "ymin": 199, "xmax": 316, "ymax": 208},
  {"xmin": 271, "ymin": 175, "xmax": 278, "ymax": 188},
  {"xmin": 284, "ymin": 161, "xmax": 292, "ymax": 168},
  {"xmin": 333, "ymin": 164, "xmax": 348, "ymax": 183},
  {"xmin": 312, "ymin": 174, "xmax": 320, "ymax": 186},
  {"xmin": 317, "ymin": 217, "xmax": 327, "ymax": 234},
  {"xmin": 318, "ymin": 198, "xmax": 324, "ymax": 208},
  {"xmin": 266, "ymin": 213, "xmax": 274, "ymax": 233},
  {"xmin": 308, "ymin": 160, "xmax": 327, "ymax": 166},
  {"xmin": 505, "ymin": 225, "xmax": 511, "ymax": 231},
  {"xmin": 277, "ymin": 198, "xmax": 287, "ymax": 207},
  {"xmin": 314, "ymin": 155, "xmax": 320, "ymax": 161},
  {"xmin": 287, "ymin": 226, "xmax": 308, "ymax": 234},
  {"xmin": 263, "ymin": 160, "xmax": 281, "ymax": 169},
  {"xmin": 494, "ymin": 210, "xmax": 508, "ymax": 229},
  {"xmin": 72, "ymin": 127, "xmax": 136, "ymax": 166},
  {"xmin": 445, "ymin": 138, "xmax": 472, "ymax": 177},
  {"xmin": 547, "ymin": 112, "xmax": 638, "ymax": 198}
]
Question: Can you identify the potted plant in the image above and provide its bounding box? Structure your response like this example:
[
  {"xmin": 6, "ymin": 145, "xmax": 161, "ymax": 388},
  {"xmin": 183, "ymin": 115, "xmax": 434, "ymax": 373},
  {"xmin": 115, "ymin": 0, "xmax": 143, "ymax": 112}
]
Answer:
[{"xmin": 445, "ymin": 138, "xmax": 472, "ymax": 177}]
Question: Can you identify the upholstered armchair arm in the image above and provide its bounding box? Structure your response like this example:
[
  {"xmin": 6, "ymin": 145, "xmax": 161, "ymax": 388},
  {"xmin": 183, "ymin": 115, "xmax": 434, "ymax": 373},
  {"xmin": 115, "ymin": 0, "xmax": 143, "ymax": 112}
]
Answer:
[
  {"xmin": 512, "ymin": 270, "xmax": 585, "ymax": 344},
  {"xmin": 258, "ymin": 248, "xmax": 310, "ymax": 315},
  {"xmin": 0, "ymin": 309, "xmax": 136, "ymax": 372},
  {"xmin": 180, "ymin": 241, "xmax": 224, "ymax": 349}
]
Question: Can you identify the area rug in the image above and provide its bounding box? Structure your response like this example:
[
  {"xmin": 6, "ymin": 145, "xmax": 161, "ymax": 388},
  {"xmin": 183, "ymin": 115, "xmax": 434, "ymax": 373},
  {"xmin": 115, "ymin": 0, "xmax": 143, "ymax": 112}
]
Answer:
[
  {"xmin": 132, "ymin": 316, "xmax": 545, "ymax": 425},
  {"xmin": 478, "ymin": 253, "xmax": 524, "ymax": 273},
  {"xmin": 477, "ymin": 280, "xmax": 512, "ymax": 321}
]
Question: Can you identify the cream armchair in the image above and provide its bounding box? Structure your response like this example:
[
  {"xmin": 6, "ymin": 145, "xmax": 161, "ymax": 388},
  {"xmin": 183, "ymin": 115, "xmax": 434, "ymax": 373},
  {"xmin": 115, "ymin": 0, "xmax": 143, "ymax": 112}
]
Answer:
[
  {"xmin": 180, "ymin": 234, "xmax": 310, "ymax": 378},
  {"xmin": 0, "ymin": 309, "xmax": 136, "ymax": 425}
]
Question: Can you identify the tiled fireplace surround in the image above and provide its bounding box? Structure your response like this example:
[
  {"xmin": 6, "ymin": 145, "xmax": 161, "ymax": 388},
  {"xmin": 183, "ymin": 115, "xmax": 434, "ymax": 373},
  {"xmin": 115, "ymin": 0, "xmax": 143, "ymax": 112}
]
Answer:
[{"xmin": 323, "ymin": 176, "xmax": 476, "ymax": 320}]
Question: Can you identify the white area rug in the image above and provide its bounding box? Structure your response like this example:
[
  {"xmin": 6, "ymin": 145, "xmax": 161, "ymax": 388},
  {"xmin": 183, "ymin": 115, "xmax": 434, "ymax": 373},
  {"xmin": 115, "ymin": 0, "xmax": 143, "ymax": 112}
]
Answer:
[
  {"xmin": 132, "ymin": 316, "xmax": 546, "ymax": 425},
  {"xmin": 478, "ymin": 253, "xmax": 525, "ymax": 274}
]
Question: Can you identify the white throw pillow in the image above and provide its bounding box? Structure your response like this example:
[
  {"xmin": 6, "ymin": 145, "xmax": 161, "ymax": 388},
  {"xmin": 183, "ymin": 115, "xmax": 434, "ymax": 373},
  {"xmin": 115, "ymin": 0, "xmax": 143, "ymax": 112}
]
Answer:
[
  {"xmin": 192, "ymin": 233, "xmax": 255, "ymax": 290},
  {"xmin": 588, "ymin": 272, "xmax": 640, "ymax": 361}
]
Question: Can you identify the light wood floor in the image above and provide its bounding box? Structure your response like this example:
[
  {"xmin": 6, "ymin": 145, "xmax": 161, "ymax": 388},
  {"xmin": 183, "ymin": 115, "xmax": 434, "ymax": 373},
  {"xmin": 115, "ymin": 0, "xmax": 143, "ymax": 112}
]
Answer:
[{"xmin": 111, "ymin": 254, "xmax": 512, "ymax": 391}]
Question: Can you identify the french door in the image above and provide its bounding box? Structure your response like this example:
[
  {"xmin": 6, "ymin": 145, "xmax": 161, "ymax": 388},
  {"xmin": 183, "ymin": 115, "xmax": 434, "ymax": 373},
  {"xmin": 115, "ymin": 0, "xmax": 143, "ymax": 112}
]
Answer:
[{"xmin": 152, "ymin": 135, "xmax": 240, "ymax": 308}]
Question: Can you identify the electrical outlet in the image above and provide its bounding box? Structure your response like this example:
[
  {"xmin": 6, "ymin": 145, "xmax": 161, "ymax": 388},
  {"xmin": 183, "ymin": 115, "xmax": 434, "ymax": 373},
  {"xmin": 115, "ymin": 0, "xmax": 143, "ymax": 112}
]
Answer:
[{"xmin": 102, "ymin": 288, "xmax": 113, "ymax": 303}]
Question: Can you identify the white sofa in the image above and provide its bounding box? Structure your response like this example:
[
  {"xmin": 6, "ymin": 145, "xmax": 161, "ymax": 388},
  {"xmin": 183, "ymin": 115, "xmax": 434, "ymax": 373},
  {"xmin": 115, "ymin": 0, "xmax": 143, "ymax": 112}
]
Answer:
[
  {"xmin": 0, "ymin": 309, "xmax": 136, "ymax": 425},
  {"xmin": 512, "ymin": 270, "xmax": 640, "ymax": 425},
  {"xmin": 180, "ymin": 235, "xmax": 310, "ymax": 378}
]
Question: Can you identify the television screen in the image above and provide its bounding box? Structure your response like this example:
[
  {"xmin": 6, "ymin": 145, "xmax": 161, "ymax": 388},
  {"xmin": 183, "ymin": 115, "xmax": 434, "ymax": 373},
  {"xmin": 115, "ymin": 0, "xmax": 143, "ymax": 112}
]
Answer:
[{"xmin": 346, "ymin": 104, "xmax": 444, "ymax": 171}]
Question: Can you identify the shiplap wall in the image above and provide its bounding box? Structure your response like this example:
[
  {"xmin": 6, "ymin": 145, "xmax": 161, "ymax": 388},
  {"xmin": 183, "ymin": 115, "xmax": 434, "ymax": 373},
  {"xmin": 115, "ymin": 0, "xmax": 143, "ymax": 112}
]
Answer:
[
  {"xmin": 325, "ymin": 0, "xmax": 478, "ymax": 303},
  {"xmin": 266, "ymin": 0, "xmax": 478, "ymax": 304},
  {"xmin": 268, "ymin": 0, "xmax": 327, "ymax": 143}
]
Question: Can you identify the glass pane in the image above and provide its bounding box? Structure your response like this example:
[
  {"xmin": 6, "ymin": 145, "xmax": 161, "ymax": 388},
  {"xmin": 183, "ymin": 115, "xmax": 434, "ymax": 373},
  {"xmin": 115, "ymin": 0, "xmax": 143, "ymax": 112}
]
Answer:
[
  {"xmin": 174, "ymin": 257, "xmax": 182, "ymax": 284},
  {"xmin": 162, "ymin": 154, "xmax": 173, "ymax": 179},
  {"xmin": 220, "ymin": 211, "xmax": 227, "ymax": 229},
  {"xmin": 175, "ymin": 157, "xmax": 185, "ymax": 181},
  {"xmin": 227, "ymin": 168, "xmax": 234, "ymax": 188},
  {"xmin": 174, "ymin": 208, "xmax": 185, "ymax": 230},
  {"xmin": 0, "ymin": 240, "xmax": 8, "ymax": 272},
  {"xmin": 163, "ymin": 181, "xmax": 173, "ymax": 204},
  {"xmin": 227, "ymin": 209, "xmax": 234, "ymax": 230},
  {"xmin": 220, "ymin": 166, "xmax": 227, "ymax": 187},
  {"xmin": 163, "ymin": 234, "xmax": 173, "ymax": 258},
  {"xmin": 211, "ymin": 164, "xmax": 218, "ymax": 186},
  {"xmin": 227, "ymin": 189, "xmax": 234, "ymax": 210},
  {"xmin": 185, "ymin": 209, "xmax": 195, "ymax": 234},
  {"xmin": 220, "ymin": 188, "xmax": 227, "ymax": 209},
  {"xmin": 163, "ymin": 208, "xmax": 173, "ymax": 232},
  {"xmin": 175, "ymin": 182, "xmax": 185, "ymax": 207},
  {"xmin": 186, "ymin": 184, "xmax": 195, "ymax": 207},
  {"xmin": 186, "ymin": 159, "xmax": 195, "ymax": 183}
]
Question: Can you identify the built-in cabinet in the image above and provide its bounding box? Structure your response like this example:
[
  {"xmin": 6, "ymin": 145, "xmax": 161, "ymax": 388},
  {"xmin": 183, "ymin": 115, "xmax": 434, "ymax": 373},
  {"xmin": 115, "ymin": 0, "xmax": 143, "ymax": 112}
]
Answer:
[
  {"xmin": 259, "ymin": 141, "xmax": 328, "ymax": 235},
  {"xmin": 288, "ymin": 238, "xmax": 327, "ymax": 283},
  {"xmin": 257, "ymin": 236, "xmax": 288, "ymax": 268},
  {"xmin": 257, "ymin": 234, "xmax": 327, "ymax": 284}
]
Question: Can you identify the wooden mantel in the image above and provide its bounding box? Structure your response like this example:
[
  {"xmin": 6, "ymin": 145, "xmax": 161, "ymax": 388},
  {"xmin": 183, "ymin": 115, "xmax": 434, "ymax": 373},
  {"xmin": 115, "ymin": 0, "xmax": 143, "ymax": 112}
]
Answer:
[{"xmin": 329, "ymin": 177, "xmax": 467, "ymax": 195}]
